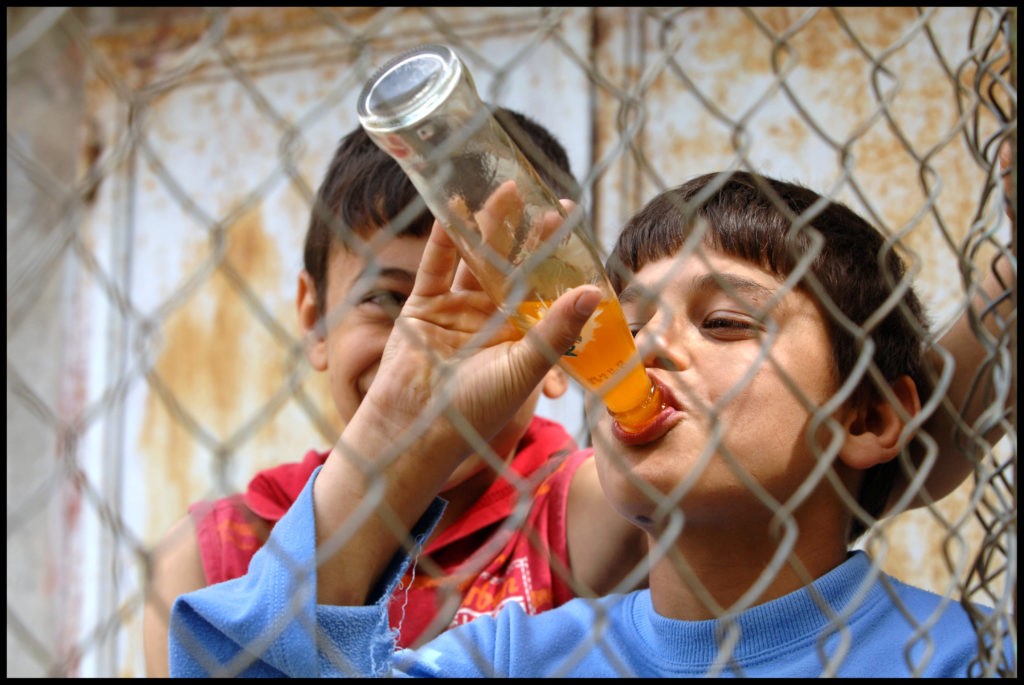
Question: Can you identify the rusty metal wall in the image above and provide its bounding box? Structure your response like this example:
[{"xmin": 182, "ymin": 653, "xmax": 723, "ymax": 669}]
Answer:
[{"xmin": 6, "ymin": 7, "xmax": 1016, "ymax": 677}]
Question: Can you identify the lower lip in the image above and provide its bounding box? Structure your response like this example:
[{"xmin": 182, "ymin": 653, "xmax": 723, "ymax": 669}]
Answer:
[{"xmin": 610, "ymin": 406, "xmax": 679, "ymax": 445}]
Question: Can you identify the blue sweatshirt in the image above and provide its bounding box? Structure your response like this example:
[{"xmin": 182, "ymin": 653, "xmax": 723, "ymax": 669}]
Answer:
[{"xmin": 169, "ymin": 467, "xmax": 1011, "ymax": 677}]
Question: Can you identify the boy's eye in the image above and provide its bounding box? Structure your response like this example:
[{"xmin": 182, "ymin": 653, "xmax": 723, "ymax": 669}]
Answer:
[
  {"xmin": 702, "ymin": 314, "xmax": 762, "ymax": 338},
  {"xmin": 361, "ymin": 290, "xmax": 408, "ymax": 316}
]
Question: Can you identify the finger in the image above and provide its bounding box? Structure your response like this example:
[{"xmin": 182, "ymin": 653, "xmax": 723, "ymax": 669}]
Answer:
[
  {"xmin": 452, "ymin": 259, "xmax": 485, "ymax": 292},
  {"xmin": 475, "ymin": 180, "xmax": 525, "ymax": 243},
  {"xmin": 538, "ymin": 206, "xmax": 567, "ymax": 243},
  {"xmin": 532, "ymin": 198, "xmax": 575, "ymax": 249},
  {"xmin": 514, "ymin": 285, "xmax": 602, "ymax": 380},
  {"xmin": 481, "ymin": 179, "xmax": 524, "ymax": 217},
  {"xmin": 413, "ymin": 222, "xmax": 461, "ymax": 298}
]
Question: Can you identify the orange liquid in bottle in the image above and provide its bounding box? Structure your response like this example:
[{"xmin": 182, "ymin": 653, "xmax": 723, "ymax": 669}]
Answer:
[{"xmin": 515, "ymin": 297, "xmax": 663, "ymax": 431}]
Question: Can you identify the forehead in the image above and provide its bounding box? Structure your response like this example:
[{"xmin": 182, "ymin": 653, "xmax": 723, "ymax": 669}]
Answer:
[
  {"xmin": 620, "ymin": 248, "xmax": 830, "ymax": 329},
  {"xmin": 623, "ymin": 248, "xmax": 782, "ymax": 299},
  {"xmin": 326, "ymin": 234, "xmax": 428, "ymax": 291},
  {"xmin": 622, "ymin": 249, "xmax": 832, "ymax": 346}
]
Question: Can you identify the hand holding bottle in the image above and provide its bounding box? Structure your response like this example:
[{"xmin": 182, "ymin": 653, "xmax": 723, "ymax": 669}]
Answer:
[
  {"xmin": 358, "ymin": 44, "xmax": 664, "ymax": 432},
  {"xmin": 357, "ymin": 220, "xmax": 602, "ymax": 461}
]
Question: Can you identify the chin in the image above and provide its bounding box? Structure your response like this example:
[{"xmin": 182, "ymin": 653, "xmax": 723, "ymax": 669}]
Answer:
[{"xmin": 440, "ymin": 457, "xmax": 489, "ymax": 492}]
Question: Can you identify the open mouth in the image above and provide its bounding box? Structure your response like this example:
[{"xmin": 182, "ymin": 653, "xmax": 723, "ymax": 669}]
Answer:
[{"xmin": 609, "ymin": 374, "xmax": 682, "ymax": 446}]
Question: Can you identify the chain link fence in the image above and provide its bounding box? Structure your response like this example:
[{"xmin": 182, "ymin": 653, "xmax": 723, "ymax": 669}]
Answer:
[{"xmin": 6, "ymin": 7, "xmax": 1016, "ymax": 677}]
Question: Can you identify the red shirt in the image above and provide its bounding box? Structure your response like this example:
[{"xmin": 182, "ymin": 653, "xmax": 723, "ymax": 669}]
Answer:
[{"xmin": 189, "ymin": 416, "xmax": 589, "ymax": 647}]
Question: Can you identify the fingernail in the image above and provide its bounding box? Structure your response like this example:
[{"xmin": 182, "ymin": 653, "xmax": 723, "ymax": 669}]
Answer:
[{"xmin": 575, "ymin": 289, "xmax": 602, "ymax": 316}]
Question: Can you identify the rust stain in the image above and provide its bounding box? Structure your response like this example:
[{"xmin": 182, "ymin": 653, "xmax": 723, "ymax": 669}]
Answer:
[
  {"xmin": 138, "ymin": 376, "xmax": 199, "ymax": 517},
  {"xmin": 592, "ymin": 9, "xmax": 613, "ymax": 50},
  {"xmin": 665, "ymin": 118, "xmax": 735, "ymax": 165},
  {"xmin": 224, "ymin": 206, "xmax": 281, "ymax": 285},
  {"xmin": 830, "ymin": 6, "xmax": 919, "ymax": 53},
  {"xmin": 140, "ymin": 203, "xmax": 282, "ymax": 531},
  {"xmin": 876, "ymin": 479, "xmax": 986, "ymax": 599},
  {"xmin": 79, "ymin": 118, "xmax": 104, "ymax": 204},
  {"xmin": 139, "ymin": 197, "xmax": 344, "ymax": 541},
  {"xmin": 791, "ymin": 10, "xmax": 846, "ymax": 72},
  {"xmin": 90, "ymin": 7, "xmax": 387, "ymax": 87}
]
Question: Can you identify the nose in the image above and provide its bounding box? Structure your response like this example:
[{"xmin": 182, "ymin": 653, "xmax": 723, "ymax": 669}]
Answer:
[{"xmin": 635, "ymin": 310, "xmax": 688, "ymax": 372}]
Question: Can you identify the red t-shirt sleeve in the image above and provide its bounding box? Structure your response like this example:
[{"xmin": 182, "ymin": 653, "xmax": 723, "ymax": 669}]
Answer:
[
  {"xmin": 188, "ymin": 494, "xmax": 266, "ymax": 585},
  {"xmin": 188, "ymin": 449, "xmax": 329, "ymax": 585}
]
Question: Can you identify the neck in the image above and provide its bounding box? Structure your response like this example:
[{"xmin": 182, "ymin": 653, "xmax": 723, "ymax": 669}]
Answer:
[
  {"xmin": 645, "ymin": 514, "xmax": 850, "ymax": 621},
  {"xmin": 424, "ymin": 454, "xmax": 504, "ymax": 547}
]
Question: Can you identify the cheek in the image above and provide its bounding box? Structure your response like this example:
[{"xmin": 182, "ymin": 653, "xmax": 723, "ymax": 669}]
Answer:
[
  {"xmin": 713, "ymin": 358, "xmax": 837, "ymax": 479},
  {"xmin": 711, "ymin": 332, "xmax": 835, "ymax": 419},
  {"xmin": 325, "ymin": 330, "xmax": 387, "ymax": 410},
  {"xmin": 339, "ymin": 344, "xmax": 381, "ymax": 389},
  {"xmin": 717, "ymin": 362, "xmax": 808, "ymax": 427}
]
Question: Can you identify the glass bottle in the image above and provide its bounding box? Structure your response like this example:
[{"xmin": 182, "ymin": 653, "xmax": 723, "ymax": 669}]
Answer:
[{"xmin": 356, "ymin": 44, "xmax": 662, "ymax": 432}]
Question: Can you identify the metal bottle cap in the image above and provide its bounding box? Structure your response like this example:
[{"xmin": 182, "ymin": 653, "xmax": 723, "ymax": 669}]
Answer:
[{"xmin": 357, "ymin": 44, "xmax": 463, "ymax": 133}]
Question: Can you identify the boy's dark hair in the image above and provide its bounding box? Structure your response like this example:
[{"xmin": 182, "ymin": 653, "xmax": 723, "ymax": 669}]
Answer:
[
  {"xmin": 606, "ymin": 170, "xmax": 932, "ymax": 543},
  {"xmin": 303, "ymin": 108, "xmax": 579, "ymax": 316}
]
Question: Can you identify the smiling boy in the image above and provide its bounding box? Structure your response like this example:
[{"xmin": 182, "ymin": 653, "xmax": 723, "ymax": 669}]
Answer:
[
  {"xmin": 143, "ymin": 112, "xmax": 645, "ymax": 676},
  {"xmin": 166, "ymin": 170, "xmax": 1013, "ymax": 677}
]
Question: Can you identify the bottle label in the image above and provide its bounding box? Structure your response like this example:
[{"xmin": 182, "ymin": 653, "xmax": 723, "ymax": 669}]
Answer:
[
  {"xmin": 514, "ymin": 298, "xmax": 650, "ymax": 412},
  {"xmin": 382, "ymin": 134, "xmax": 411, "ymax": 158}
]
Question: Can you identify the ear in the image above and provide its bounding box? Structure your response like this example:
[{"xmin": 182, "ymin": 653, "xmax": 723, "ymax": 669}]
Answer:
[
  {"xmin": 540, "ymin": 366, "xmax": 569, "ymax": 399},
  {"xmin": 296, "ymin": 270, "xmax": 328, "ymax": 372},
  {"xmin": 838, "ymin": 375, "xmax": 921, "ymax": 471}
]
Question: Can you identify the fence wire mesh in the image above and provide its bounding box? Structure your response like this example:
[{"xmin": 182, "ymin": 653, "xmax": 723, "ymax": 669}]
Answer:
[{"xmin": 6, "ymin": 6, "xmax": 1017, "ymax": 678}]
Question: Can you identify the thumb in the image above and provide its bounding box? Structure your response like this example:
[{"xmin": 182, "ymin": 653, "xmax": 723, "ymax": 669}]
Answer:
[{"xmin": 517, "ymin": 285, "xmax": 603, "ymax": 376}]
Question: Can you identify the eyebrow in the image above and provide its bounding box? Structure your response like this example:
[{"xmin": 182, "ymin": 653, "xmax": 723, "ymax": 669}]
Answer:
[
  {"xmin": 692, "ymin": 272, "xmax": 775, "ymax": 302},
  {"xmin": 355, "ymin": 266, "xmax": 417, "ymax": 284},
  {"xmin": 618, "ymin": 271, "xmax": 775, "ymax": 306}
]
